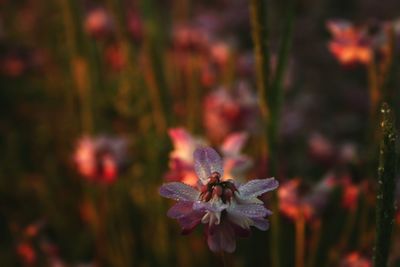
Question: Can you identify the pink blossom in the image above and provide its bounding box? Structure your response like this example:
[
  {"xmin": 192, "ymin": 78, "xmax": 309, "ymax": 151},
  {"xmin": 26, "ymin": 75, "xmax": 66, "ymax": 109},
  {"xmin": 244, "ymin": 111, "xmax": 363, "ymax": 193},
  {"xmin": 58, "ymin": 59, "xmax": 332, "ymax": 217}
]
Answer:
[
  {"xmin": 327, "ymin": 20, "xmax": 372, "ymax": 65},
  {"xmin": 160, "ymin": 147, "xmax": 278, "ymax": 253},
  {"xmin": 17, "ymin": 242, "xmax": 36, "ymax": 265},
  {"xmin": 84, "ymin": 7, "xmax": 114, "ymax": 39},
  {"xmin": 73, "ymin": 136, "xmax": 128, "ymax": 184},
  {"xmin": 165, "ymin": 128, "xmax": 252, "ymax": 186},
  {"xmin": 203, "ymin": 83, "xmax": 259, "ymax": 143},
  {"xmin": 278, "ymin": 174, "xmax": 336, "ymax": 221},
  {"xmin": 339, "ymin": 252, "xmax": 371, "ymax": 267}
]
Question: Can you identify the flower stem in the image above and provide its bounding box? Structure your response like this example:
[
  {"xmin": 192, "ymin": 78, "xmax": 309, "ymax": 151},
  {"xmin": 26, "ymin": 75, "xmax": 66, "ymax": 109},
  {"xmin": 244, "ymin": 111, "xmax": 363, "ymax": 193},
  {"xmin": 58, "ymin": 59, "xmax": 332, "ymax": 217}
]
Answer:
[
  {"xmin": 307, "ymin": 220, "xmax": 321, "ymax": 267},
  {"xmin": 295, "ymin": 213, "xmax": 305, "ymax": 267},
  {"xmin": 250, "ymin": 1, "xmax": 294, "ymax": 267},
  {"xmin": 250, "ymin": 0, "xmax": 271, "ymax": 122},
  {"xmin": 221, "ymin": 251, "xmax": 228, "ymax": 267},
  {"xmin": 373, "ymin": 102, "xmax": 397, "ymax": 267}
]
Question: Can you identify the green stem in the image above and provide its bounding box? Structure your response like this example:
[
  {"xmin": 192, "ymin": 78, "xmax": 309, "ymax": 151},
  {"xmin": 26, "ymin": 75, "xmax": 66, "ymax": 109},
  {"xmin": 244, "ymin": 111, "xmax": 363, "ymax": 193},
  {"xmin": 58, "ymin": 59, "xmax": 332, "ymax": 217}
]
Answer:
[
  {"xmin": 249, "ymin": 0, "xmax": 271, "ymax": 123},
  {"xmin": 250, "ymin": 1, "xmax": 294, "ymax": 267},
  {"xmin": 373, "ymin": 102, "xmax": 397, "ymax": 267},
  {"xmin": 267, "ymin": 0, "xmax": 295, "ymax": 176}
]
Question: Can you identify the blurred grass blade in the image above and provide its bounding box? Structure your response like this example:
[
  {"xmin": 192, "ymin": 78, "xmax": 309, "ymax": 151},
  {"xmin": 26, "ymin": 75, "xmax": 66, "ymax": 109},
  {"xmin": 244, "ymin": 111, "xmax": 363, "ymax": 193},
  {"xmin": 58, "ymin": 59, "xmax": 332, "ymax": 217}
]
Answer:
[{"xmin": 373, "ymin": 102, "xmax": 397, "ymax": 267}]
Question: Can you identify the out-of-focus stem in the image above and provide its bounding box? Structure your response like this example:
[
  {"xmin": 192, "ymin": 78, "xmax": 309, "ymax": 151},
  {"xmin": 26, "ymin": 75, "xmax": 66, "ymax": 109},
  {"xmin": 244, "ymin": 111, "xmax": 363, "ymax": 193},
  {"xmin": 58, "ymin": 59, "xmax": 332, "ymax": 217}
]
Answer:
[
  {"xmin": 250, "ymin": 0, "xmax": 271, "ymax": 122},
  {"xmin": 373, "ymin": 102, "xmax": 397, "ymax": 267},
  {"xmin": 221, "ymin": 251, "xmax": 227, "ymax": 267},
  {"xmin": 59, "ymin": 0, "xmax": 93, "ymax": 133},
  {"xmin": 307, "ymin": 220, "xmax": 321, "ymax": 267},
  {"xmin": 250, "ymin": 1, "xmax": 294, "ymax": 267},
  {"xmin": 143, "ymin": 50, "xmax": 168, "ymax": 135},
  {"xmin": 295, "ymin": 213, "xmax": 305, "ymax": 267},
  {"xmin": 327, "ymin": 194, "xmax": 359, "ymax": 265},
  {"xmin": 186, "ymin": 56, "xmax": 200, "ymax": 132},
  {"xmin": 268, "ymin": 0, "xmax": 294, "ymax": 176},
  {"xmin": 367, "ymin": 58, "xmax": 379, "ymax": 121}
]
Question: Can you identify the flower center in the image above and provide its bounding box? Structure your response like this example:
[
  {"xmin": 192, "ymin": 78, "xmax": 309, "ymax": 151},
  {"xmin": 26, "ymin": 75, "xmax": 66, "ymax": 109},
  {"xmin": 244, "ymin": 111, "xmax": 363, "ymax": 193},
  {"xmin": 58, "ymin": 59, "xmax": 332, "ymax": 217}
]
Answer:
[{"xmin": 199, "ymin": 172, "xmax": 238, "ymax": 203}]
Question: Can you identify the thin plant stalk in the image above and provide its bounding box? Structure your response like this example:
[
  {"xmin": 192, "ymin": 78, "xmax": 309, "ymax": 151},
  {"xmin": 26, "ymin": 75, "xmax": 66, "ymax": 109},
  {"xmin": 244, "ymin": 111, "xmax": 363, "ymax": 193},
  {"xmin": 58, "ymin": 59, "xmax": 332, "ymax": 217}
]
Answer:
[
  {"xmin": 367, "ymin": 58, "xmax": 379, "ymax": 121},
  {"xmin": 307, "ymin": 220, "xmax": 321, "ymax": 267},
  {"xmin": 142, "ymin": 49, "xmax": 168, "ymax": 135},
  {"xmin": 250, "ymin": 1, "xmax": 294, "ymax": 267},
  {"xmin": 268, "ymin": 0, "xmax": 295, "ymax": 175},
  {"xmin": 249, "ymin": 0, "xmax": 271, "ymax": 123},
  {"xmin": 373, "ymin": 102, "xmax": 397, "ymax": 267},
  {"xmin": 295, "ymin": 212, "xmax": 305, "ymax": 267}
]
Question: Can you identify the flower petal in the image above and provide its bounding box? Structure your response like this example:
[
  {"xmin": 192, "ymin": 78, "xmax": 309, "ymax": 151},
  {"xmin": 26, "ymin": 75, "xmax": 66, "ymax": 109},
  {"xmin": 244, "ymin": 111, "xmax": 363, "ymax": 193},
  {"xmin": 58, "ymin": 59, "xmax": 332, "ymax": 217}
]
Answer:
[
  {"xmin": 252, "ymin": 217, "xmax": 270, "ymax": 231},
  {"xmin": 168, "ymin": 128, "xmax": 197, "ymax": 163},
  {"xmin": 207, "ymin": 222, "xmax": 236, "ymax": 253},
  {"xmin": 230, "ymin": 203, "xmax": 271, "ymax": 218},
  {"xmin": 193, "ymin": 147, "xmax": 224, "ymax": 184},
  {"xmin": 167, "ymin": 201, "xmax": 194, "ymax": 219},
  {"xmin": 193, "ymin": 200, "xmax": 228, "ymax": 213},
  {"xmin": 159, "ymin": 182, "xmax": 199, "ymax": 201},
  {"xmin": 238, "ymin": 178, "xmax": 279, "ymax": 199},
  {"xmin": 178, "ymin": 210, "xmax": 204, "ymax": 235},
  {"xmin": 221, "ymin": 132, "xmax": 248, "ymax": 156}
]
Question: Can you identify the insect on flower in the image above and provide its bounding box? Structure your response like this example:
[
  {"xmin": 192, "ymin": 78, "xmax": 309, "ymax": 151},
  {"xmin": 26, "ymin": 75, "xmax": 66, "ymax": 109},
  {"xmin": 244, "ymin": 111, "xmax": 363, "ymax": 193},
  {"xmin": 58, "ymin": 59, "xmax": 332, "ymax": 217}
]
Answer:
[{"xmin": 160, "ymin": 147, "xmax": 278, "ymax": 253}]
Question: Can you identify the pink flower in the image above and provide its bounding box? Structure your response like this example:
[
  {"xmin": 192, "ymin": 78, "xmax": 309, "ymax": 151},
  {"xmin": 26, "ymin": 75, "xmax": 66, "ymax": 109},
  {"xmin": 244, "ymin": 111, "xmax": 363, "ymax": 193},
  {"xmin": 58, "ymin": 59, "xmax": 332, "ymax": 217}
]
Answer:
[
  {"xmin": 327, "ymin": 20, "xmax": 372, "ymax": 65},
  {"xmin": 165, "ymin": 128, "xmax": 252, "ymax": 186},
  {"xmin": 104, "ymin": 43, "xmax": 125, "ymax": 72},
  {"xmin": 84, "ymin": 7, "xmax": 114, "ymax": 39},
  {"xmin": 339, "ymin": 252, "xmax": 371, "ymax": 267},
  {"xmin": 339, "ymin": 175, "xmax": 368, "ymax": 211},
  {"xmin": 203, "ymin": 83, "xmax": 259, "ymax": 143},
  {"xmin": 172, "ymin": 24, "xmax": 210, "ymax": 52},
  {"xmin": 278, "ymin": 175, "xmax": 336, "ymax": 221},
  {"xmin": 160, "ymin": 147, "xmax": 278, "ymax": 253},
  {"xmin": 127, "ymin": 10, "xmax": 143, "ymax": 43},
  {"xmin": 73, "ymin": 136, "xmax": 128, "ymax": 184},
  {"xmin": 17, "ymin": 242, "xmax": 36, "ymax": 265},
  {"xmin": 308, "ymin": 133, "xmax": 335, "ymax": 165}
]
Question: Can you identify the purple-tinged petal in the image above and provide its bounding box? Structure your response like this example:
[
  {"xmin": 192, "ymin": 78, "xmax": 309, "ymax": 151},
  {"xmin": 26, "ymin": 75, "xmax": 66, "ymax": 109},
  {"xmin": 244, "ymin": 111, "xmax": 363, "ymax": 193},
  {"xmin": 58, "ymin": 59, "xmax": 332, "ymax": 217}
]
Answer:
[
  {"xmin": 252, "ymin": 218, "xmax": 270, "ymax": 231},
  {"xmin": 223, "ymin": 156, "xmax": 253, "ymax": 179},
  {"xmin": 238, "ymin": 178, "xmax": 279, "ymax": 199},
  {"xmin": 230, "ymin": 204, "xmax": 271, "ymax": 218},
  {"xmin": 194, "ymin": 147, "xmax": 224, "ymax": 184},
  {"xmin": 159, "ymin": 182, "xmax": 199, "ymax": 201},
  {"xmin": 221, "ymin": 132, "xmax": 248, "ymax": 156},
  {"xmin": 178, "ymin": 210, "xmax": 204, "ymax": 235},
  {"xmin": 167, "ymin": 201, "xmax": 194, "ymax": 219},
  {"xmin": 206, "ymin": 222, "xmax": 236, "ymax": 253},
  {"xmin": 193, "ymin": 200, "xmax": 227, "ymax": 213}
]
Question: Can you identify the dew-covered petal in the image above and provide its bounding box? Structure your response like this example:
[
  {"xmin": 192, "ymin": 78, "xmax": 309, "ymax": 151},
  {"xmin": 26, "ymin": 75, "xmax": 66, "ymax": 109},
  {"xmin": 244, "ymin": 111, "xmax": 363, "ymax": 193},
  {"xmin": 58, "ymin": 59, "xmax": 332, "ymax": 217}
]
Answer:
[
  {"xmin": 238, "ymin": 178, "xmax": 279, "ymax": 199},
  {"xmin": 230, "ymin": 203, "xmax": 271, "ymax": 218},
  {"xmin": 207, "ymin": 222, "xmax": 236, "ymax": 253},
  {"xmin": 193, "ymin": 147, "xmax": 224, "ymax": 184},
  {"xmin": 167, "ymin": 201, "xmax": 194, "ymax": 219},
  {"xmin": 193, "ymin": 200, "xmax": 227, "ymax": 213},
  {"xmin": 178, "ymin": 210, "xmax": 204, "ymax": 235},
  {"xmin": 159, "ymin": 182, "xmax": 199, "ymax": 201},
  {"xmin": 252, "ymin": 217, "xmax": 270, "ymax": 231},
  {"xmin": 221, "ymin": 132, "xmax": 248, "ymax": 156}
]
